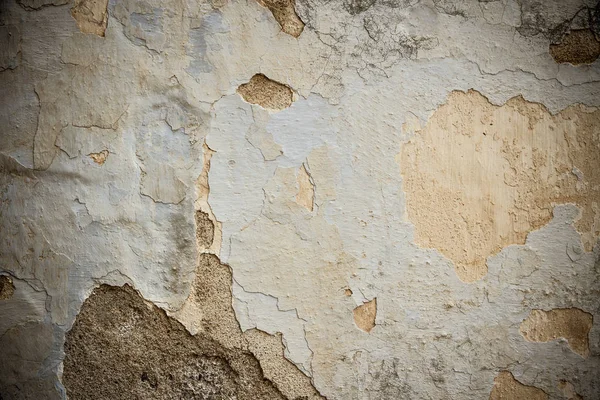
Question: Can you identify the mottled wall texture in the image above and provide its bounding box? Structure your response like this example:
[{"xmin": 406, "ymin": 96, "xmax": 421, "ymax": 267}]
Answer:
[{"xmin": 1, "ymin": 0, "xmax": 600, "ymax": 399}]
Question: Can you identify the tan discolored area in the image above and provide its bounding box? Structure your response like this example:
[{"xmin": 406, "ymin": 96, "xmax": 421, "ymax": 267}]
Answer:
[
  {"xmin": 71, "ymin": 0, "xmax": 109, "ymax": 37},
  {"xmin": 489, "ymin": 371, "xmax": 548, "ymax": 400},
  {"xmin": 89, "ymin": 150, "xmax": 109, "ymax": 165},
  {"xmin": 237, "ymin": 74, "xmax": 294, "ymax": 111},
  {"xmin": 296, "ymin": 164, "xmax": 315, "ymax": 211},
  {"xmin": 519, "ymin": 308, "xmax": 593, "ymax": 358},
  {"xmin": 0, "ymin": 275, "xmax": 15, "ymax": 300},
  {"xmin": 353, "ymin": 298, "xmax": 377, "ymax": 333},
  {"xmin": 558, "ymin": 380, "xmax": 583, "ymax": 400},
  {"xmin": 257, "ymin": 0, "xmax": 305, "ymax": 37},
  {"xmin": 550, "ymin": 29, "xmax": 600, "ymax": 65},
  {"xmin": 400, "ymin": 90, "xmax": 600, "ymax": 282}
]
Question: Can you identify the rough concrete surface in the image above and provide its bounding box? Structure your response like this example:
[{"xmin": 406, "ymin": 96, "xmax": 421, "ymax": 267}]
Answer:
[{"xmin": 1, "ymin": 0, "xmax": 600, "ymax": 399}]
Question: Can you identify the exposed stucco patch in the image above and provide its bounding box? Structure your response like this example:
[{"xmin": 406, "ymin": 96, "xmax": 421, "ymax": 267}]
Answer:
[
  {"xmin": 71, "ymin": 0, "xmax": 109, "ymax": 37},
  {"xmin": 296, "ymin": 164, "xmax": 314, "ymax": 211},
  {"xmin": 519, "ymin": 308, "xmax": 593, "ymax": 358},
  {"xmin": 353, "ymin": 298, "xmax": 377, "ymax": 333},
  {"xmin": 0, "ymin": 275, "xmax": 15, "ymax": 300},
  {"xmin": 400, "ymin": 90, "xmax": 600, "ymax": 282},
  {"xmin": 257, "ymin": 0, "xmax": 305, "ymax": 37},
  {"xmin": 237, "ymin": 74, "xmax": 293, "ymax": 111},
  {"xmin": 88, "ymin": 149, "xmax": 108, "ymax": 165},
  {"xmin": 550, "ymin": 29, "xmax": 600, "ymax": 65},
  {"xmin": 489, "ymin": 371, "xmax": 548, "ymax": 400},
  {"xmin": 195, "ymin": 211, "xmax": 215, "ymax": 250}
]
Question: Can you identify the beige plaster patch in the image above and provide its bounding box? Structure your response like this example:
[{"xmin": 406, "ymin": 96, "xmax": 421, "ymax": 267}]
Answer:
[
  {"xmin": 353, "ymin": 298, "xmax": 377, "ymax": 333},
  {"xmin": 519, "ymin": 308, "xmax": 593, "ymax": 358},
  {"xmin": 296, "ymin": 164, "xmax": 314, "ymax": 211},
  {"xmin": 400, "ymin": 90, "xmax": 600, "ymax": 282},
  {"xmin": 489, "ymin": 371, "xmax": 548, "ymax": 400},
  {"xmin": 88, "ymin": 150, "xmax": 108, "ymax": 165},
  {"xmin": 71, "ymin": 0, "xmax": 109, "ymax": 37}
]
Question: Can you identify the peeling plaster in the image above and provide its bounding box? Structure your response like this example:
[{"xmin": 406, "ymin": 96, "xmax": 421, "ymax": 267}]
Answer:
[{"xmin": 2, "ymin": 0, "xmax": 600, "ymax": 398}]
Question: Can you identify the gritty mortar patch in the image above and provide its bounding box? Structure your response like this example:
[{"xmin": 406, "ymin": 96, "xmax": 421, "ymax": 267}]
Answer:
[
  {"xmin": 0, "ymin": 275, "xmax": 15, "ymax": 300},
  {"xmin": 257, "ymin": 0, "xmax": 305, "ymax": 37},
  {"xmin": 237, "ymin": 74, "xmax": 294, "ymax": 111},
  {"xmin": 550, "ymin": 29, "xmax": 600, "ymax": 65},
  {"xmin": 62, "ymin": 284, "xmax": 288, "ymax": 400},
  {"xmin": 195, "ymin": 210, "xmax": 215, "ymax": 250}
]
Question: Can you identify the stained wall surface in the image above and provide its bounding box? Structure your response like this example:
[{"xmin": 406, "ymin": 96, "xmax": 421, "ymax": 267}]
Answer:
[{"xmin": 1, "ymin": 0, "xmax": 600, "ymax": 399}]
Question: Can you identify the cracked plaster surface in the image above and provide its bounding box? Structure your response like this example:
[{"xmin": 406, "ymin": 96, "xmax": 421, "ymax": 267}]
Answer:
[{"xmin": 1, "ymin": 0, "xmax": 600, "ymax": 399}]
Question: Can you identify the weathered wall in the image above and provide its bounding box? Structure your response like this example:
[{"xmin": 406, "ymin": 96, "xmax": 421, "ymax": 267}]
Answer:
[{"xmin": 1, "ymin": 0, "xmax": 600, "ymax": 399}]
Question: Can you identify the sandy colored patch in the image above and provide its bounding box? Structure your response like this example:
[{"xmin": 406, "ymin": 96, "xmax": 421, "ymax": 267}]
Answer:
[
  {"xmin": 519, "ymin": 308, "xmax": 593, "ymax": 358},
  {"xmin": 296, "ymin": 164, "xmax": 314, "ymax": 211},
  {"xmin": 257, "ymin": 0, "xmax": 304, "ymax": 37},
  {"xmin": 88, "ymin": 150, "xmax": 108, "ymax": 165},
  {"xmin": 237, "ymin": 74, "xmax": 293, "ymax": 111},
  {"xmin": 400, "ymin": 90, "xmax": 600, "ymax": 282},
  {"xmin": 550, "ymin": 29, "xmax": 600, "ymax": 65},
  {"xmin": 489, "ymin": 371, "xmax": 548, "ymax": 400},
  {"xmin": 353, "ymin": 298, "xmax": 377, "ymax": 333},
  {"xmin": 71, "ymin": 0, "xmax": 109, "ymax": 37}
]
